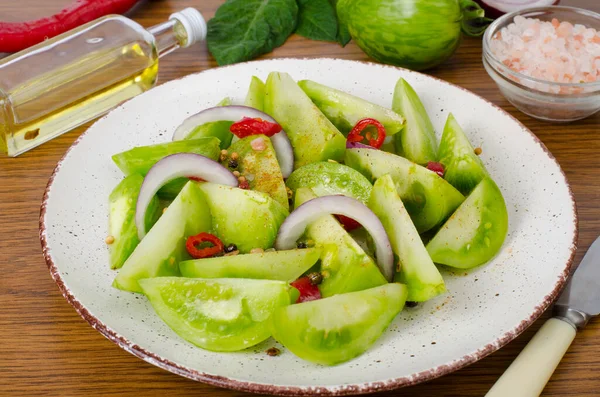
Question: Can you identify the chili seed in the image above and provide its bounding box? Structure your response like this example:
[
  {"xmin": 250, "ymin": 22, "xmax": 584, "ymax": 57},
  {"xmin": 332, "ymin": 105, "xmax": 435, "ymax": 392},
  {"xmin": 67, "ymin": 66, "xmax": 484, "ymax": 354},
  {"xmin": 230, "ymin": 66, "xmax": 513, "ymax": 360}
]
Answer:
[
  {"xmin": 250, "ymin": 247, "xmax": 264, "ymax": 254},
  {"xmin": 230, "ymin": 152, "xmax": 239, "ymax": 160},
  {"xmin": 228, "ymin": 159, "xmax": 239, "ymax": 169},
  {"xmin": 224, "ymin": 243, "xmax": 238, "ymax": 253},
  {"xmin": 405, "ymin": 301, "xmax": 418, "ymax": 308},
  {"xmin": 238, "ymin": 176, "xmax": 247, "ymax": 183},
  {"xmin": 286, "ymin": 187, "xmax": 293, "ymax": 199},
  {"xmin": 297, "ymin": 241, "xmax": 308, "ymax": 249},
  {"xmin": 307, "ymin": 272, "xmax": 323, "ymax": 285},
  {"xmin": 162, "ymin": 207, "xmax": 168, "ymax": 214},
  {"xmin": 474, "ymin": 147, "xmax": 482, "ymax": 155},
  {"xmin": 105, "ymin": 235, "xmax": 115, "ymax": 244},
  {"xmin": 220, "ymin": 149, "xmax": 228, "ymax": 156},
  {"xmin": 224, "ymin": 250, "xmax": 240, "ymax": 257},
  {"xmin": 266, "ymin": 347, "xmax": 281, "ymax": 357},
  {"xmin": 233, "ymin": 171, "xmax": 241, "ymax": 177}
]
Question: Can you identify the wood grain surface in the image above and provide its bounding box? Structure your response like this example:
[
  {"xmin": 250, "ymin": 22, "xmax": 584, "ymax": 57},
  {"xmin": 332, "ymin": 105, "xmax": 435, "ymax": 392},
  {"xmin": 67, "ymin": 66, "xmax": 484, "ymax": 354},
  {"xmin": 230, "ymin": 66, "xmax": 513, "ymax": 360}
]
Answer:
[{"xmin": 1, "ymin": 0, "xmax": 599, "ymax": 396}]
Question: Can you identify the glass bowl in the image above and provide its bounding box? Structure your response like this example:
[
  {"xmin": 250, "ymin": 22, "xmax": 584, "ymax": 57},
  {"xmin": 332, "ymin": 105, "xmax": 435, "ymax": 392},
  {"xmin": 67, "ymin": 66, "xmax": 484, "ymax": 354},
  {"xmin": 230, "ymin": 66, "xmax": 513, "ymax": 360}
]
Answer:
[{"xmin": 482, "ymin": 6, "xmax": 600, "ymax": 122}]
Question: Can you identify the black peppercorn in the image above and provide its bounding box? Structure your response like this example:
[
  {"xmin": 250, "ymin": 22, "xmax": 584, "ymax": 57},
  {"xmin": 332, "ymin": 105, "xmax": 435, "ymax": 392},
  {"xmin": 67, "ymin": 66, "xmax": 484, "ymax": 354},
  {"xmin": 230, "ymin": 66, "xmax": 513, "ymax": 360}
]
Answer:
[
  {"xmin": 228, "ymin": 159, "xmax": 238, "ymax": 169},
  {"xmin": 405, "ymin": 301, "xmax": 418, "ymax": 308},
  {"xmin": 297, "ymin": 241, "xmax": 308, "ymax": 249},
  {"xmin": 307, "ymin": 272, "xmax": 323, "ymax": 285},
  {"xmin": 224, "ymin": 243, "xmax": 238, "ymax": 253}
]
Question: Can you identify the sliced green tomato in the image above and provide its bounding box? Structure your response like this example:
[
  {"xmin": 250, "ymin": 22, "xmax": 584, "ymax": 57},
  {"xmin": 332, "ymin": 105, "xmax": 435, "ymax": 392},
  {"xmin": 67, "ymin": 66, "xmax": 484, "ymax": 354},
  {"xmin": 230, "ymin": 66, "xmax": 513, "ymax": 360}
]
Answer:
[
  {"xmin": 112, "ymin": 138, "xmax": 221, "ymax": 176},
  {"xmin": 180, "ymin": 248, "xmax": 321, "ymax": 281},
  {"xmin": 264, "ymin": 72, "xmax": 346, "ymax": 168},
  {"xmin": 112, "ymin": 182, "xmax": 211, "ymax": 293},
  {"xmin": 185, "ymin": 97, "xmax": 234, "ymax": 149},
  {"xmin": 345, "ymin": 148, "xmax": 464, "ymax": 233},
  {"xmin": 223, "ymin": 134, "xmax": 288, "ymax": 208},
  {"xmin": 294, "ymin": 188, "xmax": 386, "ymax": 297},
  {"xmin": 298, "ymin": 79, "xmax": 404, "ymax": 135},
  {"xmin": 438, "ymin": 113, "xmax": 488, "ymax": 195},
  {"xmin": 108, "ymin": 174, "xmax": 160, "ymax": 269},
  {"xmin": 139, "ymin": 277, "xmax": 294, "ymax": 352},
  {"xmin": 199, "ymin": 183, "xmax": 288, "ymax": 253},
  {"xmin": 426, "ymin": 178, "xmax": 508, "ymax": 269},
  {"xmin": 286, "ymin": 161, "xmax": 372, "ymax": 204},
  {"xmin": 270, "ymin": 283, "xmax": 408, "ymax": 366},
  {"xmin": 369, "ymin": 175, "xmax": 445, "ymax": 301},
  {"xmin": 392, "ymin": 78, "xmax": 438, "ymax": 165},
  {"xmin": 244, "ymin": 76, "xmax": 265, "ymax": 111}
]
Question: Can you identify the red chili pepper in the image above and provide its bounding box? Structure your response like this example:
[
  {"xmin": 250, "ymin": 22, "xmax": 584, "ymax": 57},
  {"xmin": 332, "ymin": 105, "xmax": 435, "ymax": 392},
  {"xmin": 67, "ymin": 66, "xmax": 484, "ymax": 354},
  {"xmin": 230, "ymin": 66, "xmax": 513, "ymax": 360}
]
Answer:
[
  {"xmin": 185, "ymin": 232, "xmax": 224, "ymax": 259},
  {"xmin": 188, "ymin": 176, "xmax": 206, "ymax": 182},
  {"xmin": 230, "ymin": 117, "xmax": 282, "ymax": 139},
  {"xmin": 0, "ymin": 0, "xmax": 142, "ymax": 53},
  {"xmin": 426, "ymin": 161, "xmax": 445, "ymax": 177},
  {"xmin": 336, "ymin": 215, "xmax": 361, "ymax": 231},
  {"xmin": 290, "ymin": 277, "xmax": 322, "ymax": 303},
  {"xmin": 347, "ymin": 118, "xmax": 386, "ymax": 149}
]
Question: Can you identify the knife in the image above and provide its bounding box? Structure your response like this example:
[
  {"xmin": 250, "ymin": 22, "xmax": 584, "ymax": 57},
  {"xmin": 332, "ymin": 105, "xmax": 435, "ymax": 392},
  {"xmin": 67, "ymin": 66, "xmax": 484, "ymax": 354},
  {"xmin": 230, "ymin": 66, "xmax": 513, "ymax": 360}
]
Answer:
[{"xmin": 486, "ymin": 235, "xmax": 600, "ymax": 397}]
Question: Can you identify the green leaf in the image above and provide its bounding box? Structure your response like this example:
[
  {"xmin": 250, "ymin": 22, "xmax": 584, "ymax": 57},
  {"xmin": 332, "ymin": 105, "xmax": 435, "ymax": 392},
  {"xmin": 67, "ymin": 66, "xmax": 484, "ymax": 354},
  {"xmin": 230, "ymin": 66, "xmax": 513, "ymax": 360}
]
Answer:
[
  {"xmin": 331, "ymin": 0, "xmax": 351, "ymax": 46},
  {"xmin": 207, "ymin": 0, "xmax": 299, "ymax": 66},
  {"xmin": 296, "ymin": 0, "xmax": 338, "ymax": 42}
]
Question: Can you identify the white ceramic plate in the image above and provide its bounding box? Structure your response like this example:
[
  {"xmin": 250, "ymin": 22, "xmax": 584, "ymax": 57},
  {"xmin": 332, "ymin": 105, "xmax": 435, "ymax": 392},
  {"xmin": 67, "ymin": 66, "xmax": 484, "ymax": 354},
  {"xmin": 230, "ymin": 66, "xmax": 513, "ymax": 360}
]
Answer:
[{"xmin": 40, "ymin": 58, "xmax": 577, "ymax": 395}]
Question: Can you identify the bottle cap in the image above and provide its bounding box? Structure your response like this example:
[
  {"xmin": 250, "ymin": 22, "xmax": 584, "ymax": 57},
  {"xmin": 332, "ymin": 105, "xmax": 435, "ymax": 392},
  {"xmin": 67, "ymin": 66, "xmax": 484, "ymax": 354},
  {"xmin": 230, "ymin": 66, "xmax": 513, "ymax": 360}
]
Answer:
[{"xmin": 169, "ymin": 8, "xmax": 207, "ymax": 47}]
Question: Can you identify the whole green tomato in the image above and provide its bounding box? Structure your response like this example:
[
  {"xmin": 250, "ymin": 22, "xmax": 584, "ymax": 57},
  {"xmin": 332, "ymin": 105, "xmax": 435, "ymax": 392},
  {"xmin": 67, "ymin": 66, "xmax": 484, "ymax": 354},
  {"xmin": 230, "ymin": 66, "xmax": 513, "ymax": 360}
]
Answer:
[{"xmin": 338, "ymin": 0, "xmax": 484, "ymax": 70}]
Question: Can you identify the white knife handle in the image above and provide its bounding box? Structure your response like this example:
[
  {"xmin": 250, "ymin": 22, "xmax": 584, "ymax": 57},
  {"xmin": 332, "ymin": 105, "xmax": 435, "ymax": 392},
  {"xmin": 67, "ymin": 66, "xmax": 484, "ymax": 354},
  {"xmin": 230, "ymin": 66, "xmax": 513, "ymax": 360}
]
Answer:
[{"xmin": 486, "ymin": 317, "xmax": 576, "ymax": 397}]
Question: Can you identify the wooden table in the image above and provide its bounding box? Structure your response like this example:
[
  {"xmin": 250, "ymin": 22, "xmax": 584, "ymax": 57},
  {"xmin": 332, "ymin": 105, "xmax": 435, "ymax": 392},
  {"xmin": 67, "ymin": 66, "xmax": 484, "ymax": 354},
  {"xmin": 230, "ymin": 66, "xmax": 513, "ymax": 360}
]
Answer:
[{"xmin": 1, "ymin": 0, "xmax": 599, "ymax": 395}]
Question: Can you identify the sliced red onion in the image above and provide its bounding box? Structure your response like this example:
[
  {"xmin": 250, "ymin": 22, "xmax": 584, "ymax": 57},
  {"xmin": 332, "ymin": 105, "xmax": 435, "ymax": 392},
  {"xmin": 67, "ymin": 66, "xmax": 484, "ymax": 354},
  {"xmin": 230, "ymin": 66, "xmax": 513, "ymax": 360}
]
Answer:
[
  {"xmin": 274, "ymin": 196, "xmax": 394, "ymax": 281},
  {"xmin": 475, "ymin": 0, "xmax": 559, "ymax": 18},
  {"xmin": 135, "ymin": 153, "xmax": 238, "ymax": 239},
  {"xmin": 346, "ymin": 141, "xmax": 374, "ymax": 149},
  {"xmin": 172, "ymin": 105, "xmax": 294, "ymax": 178}
]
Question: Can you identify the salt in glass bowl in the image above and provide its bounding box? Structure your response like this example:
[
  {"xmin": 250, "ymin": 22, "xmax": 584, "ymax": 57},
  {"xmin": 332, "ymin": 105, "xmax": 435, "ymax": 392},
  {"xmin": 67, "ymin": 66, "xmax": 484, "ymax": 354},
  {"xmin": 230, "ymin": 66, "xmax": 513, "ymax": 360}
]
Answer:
[{"xmin": 483, "ymin": 6, "xmax": 600, "ymax": 122}]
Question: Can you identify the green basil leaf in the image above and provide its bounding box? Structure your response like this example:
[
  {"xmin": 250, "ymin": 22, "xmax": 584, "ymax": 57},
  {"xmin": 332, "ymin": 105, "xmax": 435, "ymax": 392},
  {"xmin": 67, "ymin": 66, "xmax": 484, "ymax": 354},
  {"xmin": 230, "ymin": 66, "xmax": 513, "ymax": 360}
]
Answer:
[
  {"xmin": 296, "ymin": 0, "xmax": 338, "ymax": 42},
  {"xmin": 207, "ymin": 0, "xmax": 299, "ymax": 66}
]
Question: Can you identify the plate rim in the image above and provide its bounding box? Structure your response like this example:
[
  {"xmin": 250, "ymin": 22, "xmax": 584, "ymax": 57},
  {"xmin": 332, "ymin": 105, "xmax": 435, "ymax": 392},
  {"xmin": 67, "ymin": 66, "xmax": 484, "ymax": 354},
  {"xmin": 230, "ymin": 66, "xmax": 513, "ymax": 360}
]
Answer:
[{"xmin": 39, "ymin": 57, "xmax": 578, "ymax": 396}]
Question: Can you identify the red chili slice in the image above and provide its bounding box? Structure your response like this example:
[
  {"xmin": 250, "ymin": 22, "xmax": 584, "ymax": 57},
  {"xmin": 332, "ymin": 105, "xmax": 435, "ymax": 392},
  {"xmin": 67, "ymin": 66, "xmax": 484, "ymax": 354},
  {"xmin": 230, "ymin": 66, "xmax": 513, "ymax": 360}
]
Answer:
[
  {"xmin": 185, "ymin": 232, "xmax": 224, "ymax": 259},
  {"xmin": 347, "ymin": 118, "xmax": 386, "ymax": 149},
  {"xmin": 290, "ymin": 276, "xmax": 322, "ymax": 303},
  {"xmin": 230, "ymin": 117, "xmax": 282, "ymax": 139},
  {"xmin": 336, "ymin": 214, "xmax": 361, "ymax": 231},
  {"xmin": 188, "ymin": 176, "xmax": 206, "ymax": 182},
  {"xmin": 426, "ymin": 161, "xmax": 445, "ymax": 177}
]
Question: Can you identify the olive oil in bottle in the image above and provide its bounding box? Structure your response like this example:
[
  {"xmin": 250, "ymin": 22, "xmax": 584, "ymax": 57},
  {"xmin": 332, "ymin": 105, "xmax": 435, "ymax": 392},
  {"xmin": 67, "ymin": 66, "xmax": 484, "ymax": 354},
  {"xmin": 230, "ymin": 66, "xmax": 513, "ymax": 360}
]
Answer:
[{"xmin": 0, "ymin": 8, "xmax": 206, "ymax": 157}]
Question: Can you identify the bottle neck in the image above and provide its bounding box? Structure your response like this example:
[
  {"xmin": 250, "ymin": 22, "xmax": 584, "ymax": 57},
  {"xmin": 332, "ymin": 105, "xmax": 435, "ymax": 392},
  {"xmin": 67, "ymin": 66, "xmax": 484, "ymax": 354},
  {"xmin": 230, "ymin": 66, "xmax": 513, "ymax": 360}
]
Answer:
[{"xmin": 148, "ymin": 19, "xmax": 188, "ymax": 58}]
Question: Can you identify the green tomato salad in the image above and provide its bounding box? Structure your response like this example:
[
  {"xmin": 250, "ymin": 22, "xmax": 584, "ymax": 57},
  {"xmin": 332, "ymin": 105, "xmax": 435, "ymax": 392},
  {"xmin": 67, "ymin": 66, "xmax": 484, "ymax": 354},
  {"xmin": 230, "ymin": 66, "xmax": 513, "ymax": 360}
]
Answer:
[{"xmin": 107, "ymin": 72, "xmax": 508, "ymax": 365}]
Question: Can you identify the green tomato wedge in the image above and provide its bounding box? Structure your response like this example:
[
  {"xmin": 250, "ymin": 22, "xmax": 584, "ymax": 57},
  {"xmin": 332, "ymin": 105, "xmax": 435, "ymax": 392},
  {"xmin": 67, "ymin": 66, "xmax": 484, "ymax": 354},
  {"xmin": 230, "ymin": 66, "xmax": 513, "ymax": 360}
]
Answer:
[
  {"xmin": 112, "ymin": 138, "xmax": 221, "ymax": 176},
  {"xmin": 244, "ymin": 76, "xmax": 265, "ymax": 111},
  {"xmin": 108, "ymin": 174, "xmax": 161, "ymax": 269},
  {"xmin": 368, "ymin": 175, "xmax": 445, "ymax": 301},
  {"xmin": 345, "ymin": 148, "xmax": 464, "ymax": 233},
  {"xmin": 264, "ymin": 72, "xmax": 346, "ymax": 168},
  {"xmin": 295, "ymin": 188, "xmax": 387, "ymax": 297},
  {"xmin": 185, "ymin": 97, "xmax": 234, "ymax": 149},
  {"xmin": 180, "ymin": 248, "xmax": 321, "ymax": 281},
  {"xmin": 223, "ymin": 134, "xmax": 288, "ymax": 208},
  {"xmin": 270, "ymin": 283, "xmax": 408, "ymax": 365},
  {"xmin": 438, "ymin": 113, "xmax": 488, "ymax": 195},
  {"xmin": 139, "ymin": 277, "xmax": 295, "ymax": 352},
  {"xmin": 199, "ymin": 183, "xmax": 288, "ymax": 253},
  {"xmin": 297, "ymin": 79, "xmax": 404, "ymax": 135},
  {"xmin": 392, "ymin": 78, "xmax": 438, "ymax": 165},
  {"xmin": 111, "ymin": 138, "xmax": 222, "ymax": 200},
  {"xmin": 426, "ymin": 178, "xmax": 508, "ymax": 269},
  {"xmin": 286, "ymin": 161, "xmax": 372, "ymax": 204},
  {"xmin": 113, "ymin": 182, "xmax": 211, "ymax": 293}
]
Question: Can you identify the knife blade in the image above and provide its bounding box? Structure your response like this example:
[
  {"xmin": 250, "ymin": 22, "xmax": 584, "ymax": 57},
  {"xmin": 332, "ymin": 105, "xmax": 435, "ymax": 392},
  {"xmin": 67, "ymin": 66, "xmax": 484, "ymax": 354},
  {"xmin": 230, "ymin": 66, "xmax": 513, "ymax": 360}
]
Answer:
[
  {"xmin": 555, "ymin": 236, "xmax": 600, "ymax": 325},
  {"xmin": 486, "ymin": 235, "xmax": 600, "ymax": 397}
]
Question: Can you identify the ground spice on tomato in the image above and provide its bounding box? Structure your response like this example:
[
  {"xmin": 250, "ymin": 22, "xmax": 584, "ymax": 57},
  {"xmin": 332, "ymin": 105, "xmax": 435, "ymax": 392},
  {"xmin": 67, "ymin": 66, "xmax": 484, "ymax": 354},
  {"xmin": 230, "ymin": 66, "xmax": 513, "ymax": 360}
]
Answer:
[{"xmin": 185, "ymin": 232, "xmax": 224, "ymax": 259}]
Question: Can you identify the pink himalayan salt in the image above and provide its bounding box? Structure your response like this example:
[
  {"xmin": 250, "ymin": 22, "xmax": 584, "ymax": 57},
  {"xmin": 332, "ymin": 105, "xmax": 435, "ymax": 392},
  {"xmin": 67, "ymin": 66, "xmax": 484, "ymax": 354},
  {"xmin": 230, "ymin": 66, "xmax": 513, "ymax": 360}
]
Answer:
[{"xmin": 490, "ymin": 16, "xmax": 600, "ymax": 94}]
